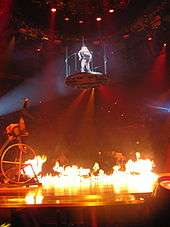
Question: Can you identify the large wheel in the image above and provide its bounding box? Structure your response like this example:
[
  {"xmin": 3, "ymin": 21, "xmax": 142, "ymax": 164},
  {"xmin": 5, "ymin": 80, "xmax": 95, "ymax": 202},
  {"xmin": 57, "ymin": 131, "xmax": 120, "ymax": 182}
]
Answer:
[{"xmin": 0, "ymin": 143, "xmax": 37, "ymax": 184}]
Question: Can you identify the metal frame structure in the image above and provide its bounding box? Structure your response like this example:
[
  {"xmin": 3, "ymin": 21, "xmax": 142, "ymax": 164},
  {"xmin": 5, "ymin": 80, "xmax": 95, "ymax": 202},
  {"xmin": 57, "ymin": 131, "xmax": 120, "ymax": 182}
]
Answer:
[{"xmin": 65, "ymin": 44, "xmax": 107, "ymax": 77}]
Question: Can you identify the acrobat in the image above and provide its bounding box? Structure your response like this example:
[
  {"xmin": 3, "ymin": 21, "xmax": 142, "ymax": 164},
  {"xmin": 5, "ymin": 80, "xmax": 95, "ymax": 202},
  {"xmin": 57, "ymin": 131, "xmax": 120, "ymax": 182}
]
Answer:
[{"xmin": 78, "ymin": 45, "xmax": 92, "ymax": 72}]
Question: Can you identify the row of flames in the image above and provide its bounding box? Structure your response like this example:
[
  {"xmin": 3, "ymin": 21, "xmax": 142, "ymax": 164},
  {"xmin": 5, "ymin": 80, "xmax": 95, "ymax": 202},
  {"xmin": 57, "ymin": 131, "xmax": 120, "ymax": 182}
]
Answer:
[{"xmin": 24, "ymin": 152, "xmax": 158, "ymax": 194}]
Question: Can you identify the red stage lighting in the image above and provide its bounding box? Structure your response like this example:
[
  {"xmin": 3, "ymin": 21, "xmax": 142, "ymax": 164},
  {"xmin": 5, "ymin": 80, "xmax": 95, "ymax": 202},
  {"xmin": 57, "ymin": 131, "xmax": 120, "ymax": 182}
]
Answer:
[
  {"xmin": 79, "ymin": 20, "xmax": 84, "ymax": 24},
  {"xmin": 148, "ymin": 37, "xmax": 152, "ymax": 41},
  {"xmin": 51, "ymin": 8, "xmax": 56, "ymax": 13},
  {"xmin": 109, "ymin": 9, "xmax": 115, "ymax": 13},
  {"xmin": 96, "ymin": 17, "xmax": 102, "ymax": 22},
  {"xmin": 123, "ymin": 34, "xmax": 129, "ymax": 39},
  {"xmin": 64, "ymin": 17, "xmax": 70, "ymax": 21}
]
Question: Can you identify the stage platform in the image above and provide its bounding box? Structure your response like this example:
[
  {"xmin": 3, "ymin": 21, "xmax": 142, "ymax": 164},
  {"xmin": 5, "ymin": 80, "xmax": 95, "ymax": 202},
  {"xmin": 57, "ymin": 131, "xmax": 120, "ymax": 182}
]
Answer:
[
  {"xmin": 0, "ymin": 184, "xmax": 151, "ymax": 208},
  {"xmin": 0, "ymin": 178, "xmax": 168, "ymax": 226},
  {"xmin": 0, "ymin": 184, "xmax": 154, "ymax": 226},
  {"xmin": 65, "ymin": 72, "xmax": 110, "ymax": 89}
]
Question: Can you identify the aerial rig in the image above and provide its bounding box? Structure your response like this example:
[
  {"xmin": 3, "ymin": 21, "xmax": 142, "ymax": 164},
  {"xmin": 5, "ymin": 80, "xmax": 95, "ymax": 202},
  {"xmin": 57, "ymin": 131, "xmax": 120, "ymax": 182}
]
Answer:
[{"xmin": 64, "ymin": 40, "xmax": 110, "ymax": 89}]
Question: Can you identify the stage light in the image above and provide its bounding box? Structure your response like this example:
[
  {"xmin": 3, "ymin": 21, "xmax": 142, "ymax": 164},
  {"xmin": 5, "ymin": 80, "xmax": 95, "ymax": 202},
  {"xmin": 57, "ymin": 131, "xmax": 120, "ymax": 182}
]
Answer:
[
  {"xmin": 96, "ymin": 17, "xmax": 102, "ymax": 22},
  {"xmin": 109, "ymin": 9, "xmax": 115, "ymax": 13},
  {"xmin": 163, "ymin": 43, "xmax": 167, "ymax": 47},
  {"xmin": 148, "ymin": 37, "xmax": 152, "ymax": 41},
  {"xmin": 64, "ymin": 17, "xmax": 70, "ymax": 21},
  {"xmin": 42, "ymin": 36, "xmax": 49, "ymax": 41},
  {"xmin": 149, "ymin": 105, "xmax": 170, "ymax": 113},
  {"xmin": 123, "ymin": 34, "xmax": 129, "ymax": 39},
  {"xmin": 51, "ymin": 8, "xmax": 56, "ymax": 13},
  {"xmin": 79, "ymin": 20, "xmax": 84, "ymax": 24}
]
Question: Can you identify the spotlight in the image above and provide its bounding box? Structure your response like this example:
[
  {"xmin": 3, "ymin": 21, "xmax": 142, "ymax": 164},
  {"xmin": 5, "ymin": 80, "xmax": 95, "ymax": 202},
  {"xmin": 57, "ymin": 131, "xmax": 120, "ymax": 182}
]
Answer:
[
  {"xmin": 64, "ymin": 17, "xmax": 70, "ymax": 21},
  {"xmin": 96, "ymin": 17, "xmax": 102, "ymax": 22},
  {"xmin": 123, "ymin": 34, "xmax": 129, "ymax": 39},
  {"xmin": 79, "ymin": 20, "xmax": 84, "ymax": 24},
  {"xmin": 109, "ymin": 9, "xmax": 115, "ymax": 13},
  {"xmin": 148, "ymin": 37, "xmax": 152, "ymax": 41},
  {"xmin": 51, "ymin": 8, "xmax": 56, "ymax": 13},
  {"xmin": 163, "ymin": 43, "xmax": 167, "ymax": 47}
]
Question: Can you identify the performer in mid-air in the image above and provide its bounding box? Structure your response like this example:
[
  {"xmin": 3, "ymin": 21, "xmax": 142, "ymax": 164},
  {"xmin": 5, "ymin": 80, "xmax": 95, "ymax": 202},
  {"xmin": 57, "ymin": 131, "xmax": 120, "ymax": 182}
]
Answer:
[{"xmin": 78, "ymin": 45, "xmax": 92, "ymax": 72}]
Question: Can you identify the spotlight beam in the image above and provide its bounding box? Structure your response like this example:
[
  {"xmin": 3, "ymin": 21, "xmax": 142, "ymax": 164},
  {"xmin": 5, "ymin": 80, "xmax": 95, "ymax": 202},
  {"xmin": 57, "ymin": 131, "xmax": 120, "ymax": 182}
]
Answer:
[
  {"xmin": 149, "ymin": 105, "xmax": 170, "ymax": 113},
  {"xmin": 0, "ymin": 59, "xmax": 72, "ymax": 116}
]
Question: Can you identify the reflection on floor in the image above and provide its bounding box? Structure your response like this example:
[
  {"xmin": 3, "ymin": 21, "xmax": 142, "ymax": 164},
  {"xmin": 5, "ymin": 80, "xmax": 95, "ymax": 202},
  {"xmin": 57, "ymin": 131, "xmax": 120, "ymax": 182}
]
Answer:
[{"xmin": 0, "ymin": 177, "xmax": 169, "ymax": 226}]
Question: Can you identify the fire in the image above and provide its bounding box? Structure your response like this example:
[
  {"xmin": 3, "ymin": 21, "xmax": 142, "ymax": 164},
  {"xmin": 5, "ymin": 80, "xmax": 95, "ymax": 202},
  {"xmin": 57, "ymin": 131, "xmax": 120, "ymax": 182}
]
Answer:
[
  {"xmin": 125, "ymin": 152, "xmax": 154, "ymax": 174},
  {"xmin": 25, "ymin": 188, "xmax": 44, "ymax": 204},
  {"xmin": 24, "ymin": 152, "xmax": 158, "ymax": 194},
  {"xmin": 53, "ymin": 161, "xmax": 91, "ymax": 176},
  {"xmin": 23, "ymin": 155, "xmax": 47, "ymax": 177}
]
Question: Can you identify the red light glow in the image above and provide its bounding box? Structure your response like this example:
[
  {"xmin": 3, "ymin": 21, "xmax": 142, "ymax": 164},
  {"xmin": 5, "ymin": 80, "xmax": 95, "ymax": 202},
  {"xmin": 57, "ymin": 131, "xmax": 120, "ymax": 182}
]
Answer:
[
  {"xmin": 123, "ymin": 34, "xmax": 129, "ymax": 39},
  {"xmin": 64, "ymin": 17, "xmax": 70, "ymax": 21},
  {"xmin": 96, "ymin": 17, "xmax": 102, "ymax": 22},
  {"xmin": 148, "ymin": 37, "xmax": 152, "ymax": 41},
  {"xmin": 79, "ymin": 20, "xmax": 84, "ymax": 24},
  {"xmin": 109, "ymin": 9, "xmax": 115, "ymax": 13},
  {"xmin": 51, "ymin": 8, "xmax": 56, "ymax": 13}
]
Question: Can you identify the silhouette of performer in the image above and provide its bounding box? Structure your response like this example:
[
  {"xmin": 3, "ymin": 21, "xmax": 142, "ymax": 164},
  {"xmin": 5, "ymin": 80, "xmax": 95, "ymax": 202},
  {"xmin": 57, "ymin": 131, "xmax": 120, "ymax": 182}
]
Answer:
[
  {"xmin": 78, "ymin": 45, "xmax": 92, "ymax": 72},
  {"xmin": 6, "ymin": 98, "xmax": 30, "ymax": 141}
]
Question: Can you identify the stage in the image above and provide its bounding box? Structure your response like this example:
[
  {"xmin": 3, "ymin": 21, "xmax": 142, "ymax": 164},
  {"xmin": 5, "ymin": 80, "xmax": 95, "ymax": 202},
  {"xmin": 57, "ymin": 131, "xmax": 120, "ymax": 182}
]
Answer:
[
  {"xmin": 0, "ymin": 184, "xmax": 151, "ymax": 208},
  {"xmin": 0, "ymin": 183, "xmax": 154, "ymax": 226},
  {"xmin": 0, "ymin": 175, "xmax": 169, "ymax": 226}
]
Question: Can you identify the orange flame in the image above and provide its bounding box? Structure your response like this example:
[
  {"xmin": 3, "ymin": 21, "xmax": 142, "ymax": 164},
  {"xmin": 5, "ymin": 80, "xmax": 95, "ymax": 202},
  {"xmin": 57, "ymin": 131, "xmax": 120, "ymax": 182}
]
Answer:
[
  {"xmin": 25, "ymin": 189, "xmax": 44, "ymax": 204},
  {"xmin": 24, "ymin": 152, "xmax": 158, "ymax": 193},
  {"xmin": 24, "ymin": 155, "xmax": 47, "ymax": 177}
]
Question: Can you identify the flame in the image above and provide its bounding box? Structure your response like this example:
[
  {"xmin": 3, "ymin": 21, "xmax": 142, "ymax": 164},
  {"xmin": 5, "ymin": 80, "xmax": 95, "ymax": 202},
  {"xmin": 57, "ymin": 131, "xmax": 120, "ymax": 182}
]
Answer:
[
  {"xmin": 25, "ymin": 189, "xmax": 44, "ymax": 204},
  {"xmin": 125, "ymin": 152, "xmax": 154, "ymax": 174},
  {"xmin": 24, "ymin": 152, "xmax": 158, "ymax": 194},
  {"xmin": 23, "ymin": 155, "xmax": 47, "ymax": 177}
]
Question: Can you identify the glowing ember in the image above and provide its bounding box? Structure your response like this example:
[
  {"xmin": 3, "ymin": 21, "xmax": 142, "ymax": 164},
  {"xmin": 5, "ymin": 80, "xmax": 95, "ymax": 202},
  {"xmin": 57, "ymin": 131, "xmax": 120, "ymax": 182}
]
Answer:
[{"xmin": 24, "ymin": 152, "xmax": 158, "ymax": 193}]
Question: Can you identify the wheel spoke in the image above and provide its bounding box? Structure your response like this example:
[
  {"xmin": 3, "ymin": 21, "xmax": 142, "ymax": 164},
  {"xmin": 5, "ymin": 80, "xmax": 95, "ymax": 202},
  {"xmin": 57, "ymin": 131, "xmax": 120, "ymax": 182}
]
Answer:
[
  {"xmin": 17, "ymin": 171, "xmax": 21, "ymax": 182},
  {"xmin": 1, "ymin": 160, "xmax": 20, "ymax": 165},
  {"xmin": 17, "ymin": 148, "xmax": 22, "ymax": 182},
  {"xmin": 1, "ymin": 143, "xmax": 37, "ymax": 184}
]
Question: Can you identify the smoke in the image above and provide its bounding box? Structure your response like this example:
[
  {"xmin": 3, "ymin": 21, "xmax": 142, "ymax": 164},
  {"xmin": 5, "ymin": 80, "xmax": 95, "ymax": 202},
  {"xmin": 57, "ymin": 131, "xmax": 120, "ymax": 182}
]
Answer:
[{"xmin": 0, "ymin": 59, "xmax": 74, "ymax": 116}]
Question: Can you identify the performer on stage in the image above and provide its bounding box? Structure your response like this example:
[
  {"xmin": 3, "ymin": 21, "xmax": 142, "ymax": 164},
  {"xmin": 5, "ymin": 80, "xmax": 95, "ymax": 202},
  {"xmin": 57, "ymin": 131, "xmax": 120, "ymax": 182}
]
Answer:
[
  {"xmin": 78, "ymin": 45, "xmax": 92, "ymax": 72},
  {"xmin": 6, "ymin": 98, "xmax": 30, "ymax": 141}
]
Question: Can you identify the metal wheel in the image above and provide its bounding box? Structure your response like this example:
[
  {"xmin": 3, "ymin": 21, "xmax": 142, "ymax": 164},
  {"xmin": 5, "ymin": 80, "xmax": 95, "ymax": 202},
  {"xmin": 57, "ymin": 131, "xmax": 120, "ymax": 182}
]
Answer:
[{"xmin": 0, "ymin": 143, "xmax": 37, "ymax": 184}]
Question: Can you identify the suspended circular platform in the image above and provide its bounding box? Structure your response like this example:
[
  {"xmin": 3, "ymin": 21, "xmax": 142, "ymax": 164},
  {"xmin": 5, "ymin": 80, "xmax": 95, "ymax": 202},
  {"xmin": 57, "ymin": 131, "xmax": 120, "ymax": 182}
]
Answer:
[{"xmin": 65, "ymin": 72, "xmax": 110, "ymax": 89}]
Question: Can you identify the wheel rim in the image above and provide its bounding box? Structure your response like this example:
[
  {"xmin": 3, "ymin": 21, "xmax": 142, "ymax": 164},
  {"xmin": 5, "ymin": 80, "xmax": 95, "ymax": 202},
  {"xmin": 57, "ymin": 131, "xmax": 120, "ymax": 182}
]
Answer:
[{"xmin": 0, "ymin": 143, "xmax": 37, "ymax": 184}]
